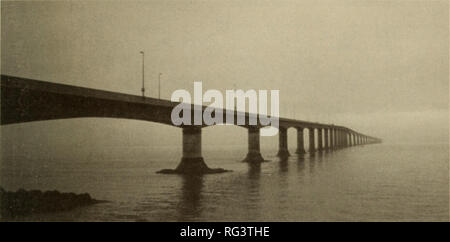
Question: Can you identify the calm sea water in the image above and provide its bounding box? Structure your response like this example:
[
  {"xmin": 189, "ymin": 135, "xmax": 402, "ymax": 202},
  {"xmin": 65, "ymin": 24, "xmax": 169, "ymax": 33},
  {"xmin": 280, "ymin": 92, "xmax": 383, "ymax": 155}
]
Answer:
[{"xmin": 1, "ymin": 143, "xmax": 448, "ymax": 221}]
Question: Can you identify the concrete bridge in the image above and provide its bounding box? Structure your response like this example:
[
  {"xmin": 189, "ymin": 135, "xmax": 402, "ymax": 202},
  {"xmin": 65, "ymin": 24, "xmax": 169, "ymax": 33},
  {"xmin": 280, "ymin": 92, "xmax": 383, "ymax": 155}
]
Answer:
[{"xmin": 1, "ymin": 75, "xmax": 381, "ymax": 174}]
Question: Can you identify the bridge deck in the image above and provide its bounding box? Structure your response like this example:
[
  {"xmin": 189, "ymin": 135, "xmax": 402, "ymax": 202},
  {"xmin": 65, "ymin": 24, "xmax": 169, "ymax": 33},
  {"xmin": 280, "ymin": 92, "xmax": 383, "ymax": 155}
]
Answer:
[{"xmin": 1, "ymin": 74, "xmax": 375, "ymax": 138}]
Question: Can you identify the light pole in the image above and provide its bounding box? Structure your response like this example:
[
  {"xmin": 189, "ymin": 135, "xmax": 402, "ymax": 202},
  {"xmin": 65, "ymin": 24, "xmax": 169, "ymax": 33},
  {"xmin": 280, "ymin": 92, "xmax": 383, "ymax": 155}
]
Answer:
[
  {"xmin": 140, "ymin": 51, "xmax": 145, "ymax": 98},
  {"xmin": 233, "ymin": 83, "xmax": 237, "ymax": 110},
  {"xmin": 158, "ymin": 72, "xmax": 162, "ymax": 99}
]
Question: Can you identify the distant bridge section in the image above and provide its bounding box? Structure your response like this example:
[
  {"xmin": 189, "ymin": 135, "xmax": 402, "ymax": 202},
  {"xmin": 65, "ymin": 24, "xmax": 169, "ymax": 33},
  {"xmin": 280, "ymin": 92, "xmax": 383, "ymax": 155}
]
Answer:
[{"xmin": 1, "ymin": 75, "xmax": 381, "ymax": 174}]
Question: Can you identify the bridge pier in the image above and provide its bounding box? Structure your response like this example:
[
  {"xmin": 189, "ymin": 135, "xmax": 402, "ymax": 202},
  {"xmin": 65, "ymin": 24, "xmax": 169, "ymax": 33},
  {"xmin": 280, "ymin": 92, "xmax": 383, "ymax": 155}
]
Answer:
[
  {"xmin": 334, "ymin": 130, "xmax": 338, "ymax": 147},
  {"xmin": 335, "ymin": 129, "xmax": 338, "ymax": 148},
  {"xmin": 348, "ymin": 132, "xmax": 352, "ymax": 146},
  {"xmin": 335, "ymin": 130, "xmax": 340, "ymax": 148},
  {"xmin": 308, "ymin": 127, "xmax": 315, "ymax": 153},
  {"xmin": 344, "ymin": 131, "xmax": 350, "ymax": 147},
  {"xmin": 349, "ymin": 133, "xmax": 353, "ymax": 146},
  {"xmin": 277, "ymin": 127, "xmax": 290, "ymax": 158},
  {"xmin": 158, "ymin": 127, "xmax": 228, "ymax": 174},
  {"xmin": 317, "ymin": 128, "xmax": 323, "ymax": 151},
  {"xmin": 243, "ymin": 126, "xmax": 265, "ymax": 163},
  {"xmin": 295, "ymin": 127, "xmax": 306, "ymax": 154},
  {"xmin": 345, "ymin": 131, "xmax": 349, "ymax": 147},
  {"xmin": 330, "ymin": 128, "xmax": 335, "ymax": 149},
  {"xmin": 324, "ymin": 128, "xmax": 329, "ymax": 150}
]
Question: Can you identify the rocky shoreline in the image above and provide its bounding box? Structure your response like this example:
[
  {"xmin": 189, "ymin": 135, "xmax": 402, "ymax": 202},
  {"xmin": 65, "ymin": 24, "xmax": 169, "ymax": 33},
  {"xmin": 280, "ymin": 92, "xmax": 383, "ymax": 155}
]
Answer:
[{"xmin": 0, "ymin": 187, "xmax": 105, "ymax": 219}]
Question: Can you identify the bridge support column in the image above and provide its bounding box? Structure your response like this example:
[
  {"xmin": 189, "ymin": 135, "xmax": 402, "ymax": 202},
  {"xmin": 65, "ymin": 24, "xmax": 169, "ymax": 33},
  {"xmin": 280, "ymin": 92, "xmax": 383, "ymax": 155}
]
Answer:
[
  {"xmin": 338, "ymin": 130, "xmax": 342, "ymax": 147},
  {"xmin": 345, "ymin": 131, "xmax": 349, "ymax": 147},
  {"xmin": 347, "ymin": 133, "xmax": 351, "ymax": 146},
  {"xmin": 324, "ymin": 128, "xmax": 329, "ymax": 150},
  {"xmin": 348, "ymin": 132, "xmax": 351, "ymax": 147},
  {"xmin": 349, "ymin": 133, "xmax": 353, "ymax": 146},
  {"xmin": 243, "ymin": 127, "xmax": 265, "ymax": 163},
  {"xmin": 308, "ymin": 127, "xmax": 315, "ymax": 153},
  {"xmin": 317, "ymin": 128, "xmax": 323, "ymax": 151},
  {"xmin": 295, "ymin": 127, "xmax": 306, "ymax": 154},
  {"xmin": 344, "ymin": 131, "xmax": 350, "ymax": 147},
  {"xmin": 158, "ymin": 127, "xmax": 228, "ymax": 174},
  {"xmin": 330, "ymin": 128, "xmax": 334, "ymax": 149},
  {"xmin": 336, "ymin": 129, "xmax": 342, "ymax": 148},
  {"xmin": 277, "ymin": 127, "xmax": 290, "ymax": 158}
]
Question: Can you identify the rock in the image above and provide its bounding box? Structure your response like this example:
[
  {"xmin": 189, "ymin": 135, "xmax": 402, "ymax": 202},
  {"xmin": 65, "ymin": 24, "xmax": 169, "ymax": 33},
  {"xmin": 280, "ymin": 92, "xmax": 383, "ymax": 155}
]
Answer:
[{"xmin": 0, "ymin": 187, "xmax": 106, "ymax": 219}]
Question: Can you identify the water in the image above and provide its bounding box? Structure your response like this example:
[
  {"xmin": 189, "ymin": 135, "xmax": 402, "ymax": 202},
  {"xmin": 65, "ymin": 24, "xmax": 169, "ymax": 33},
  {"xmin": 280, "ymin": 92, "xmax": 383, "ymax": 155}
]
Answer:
[{"xmin": 1, "ymin": 142, "xmax": 448, "ymax": 221}]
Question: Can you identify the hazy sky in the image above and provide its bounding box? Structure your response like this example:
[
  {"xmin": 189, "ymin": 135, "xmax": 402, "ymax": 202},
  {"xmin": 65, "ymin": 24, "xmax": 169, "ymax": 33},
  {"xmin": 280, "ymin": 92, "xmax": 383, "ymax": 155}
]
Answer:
[{"xmin": 1, "ymin": 0, "xmax": 448, "ymax": 147}]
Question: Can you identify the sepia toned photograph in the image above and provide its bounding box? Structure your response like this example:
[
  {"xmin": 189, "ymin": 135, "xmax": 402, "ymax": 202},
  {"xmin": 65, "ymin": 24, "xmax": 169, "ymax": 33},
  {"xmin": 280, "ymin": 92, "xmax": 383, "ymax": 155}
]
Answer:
[{"xmin": 0, "ymin": 0, "xmax": 448, "ymax": 224}]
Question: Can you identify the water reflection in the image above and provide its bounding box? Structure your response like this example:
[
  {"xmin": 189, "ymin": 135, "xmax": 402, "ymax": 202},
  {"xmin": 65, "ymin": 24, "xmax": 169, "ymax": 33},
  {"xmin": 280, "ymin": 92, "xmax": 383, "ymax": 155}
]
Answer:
[
  {"xmin": 297, "ymin": 153, "xmax": 306, "ymax": 161},
  {"xmin": 317, "ymin": 150, "xmax": 325, "ymax": 158},
  {"xmin": 244, "ymin": 162, "xmax": 262, "ymax": 219},
  {"xmin": 177, "ymin": 175, "xmax": 204, "ymax": 221},
  {"xmin": 247, "ymin": 162, "xmax": 261, "ymax": 196},
  {"xmin": 247, "ymin": 162, "xmax": 261, "ymax": 180},
  {"xmin": 297, "ymin": 154, "xmax": 306, "ymax": 173},
  {"xmin": 278, "ymin": 156, "xmax": 289, "ymax": 174},
  {"xmin": 316, "ymin": 151, "xmax": 324, "ymax": 168},
  {"xmin": 309, "ymin": 153, "xmax": 316, "ymax": 174}
]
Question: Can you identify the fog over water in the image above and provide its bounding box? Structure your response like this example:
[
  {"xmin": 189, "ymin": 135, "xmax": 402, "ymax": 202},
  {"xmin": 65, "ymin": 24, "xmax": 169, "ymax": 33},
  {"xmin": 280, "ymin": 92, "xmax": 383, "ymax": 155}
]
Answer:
[{"xmin": 1, "ymin": 0, "xmax": 448, "ymax": 221}]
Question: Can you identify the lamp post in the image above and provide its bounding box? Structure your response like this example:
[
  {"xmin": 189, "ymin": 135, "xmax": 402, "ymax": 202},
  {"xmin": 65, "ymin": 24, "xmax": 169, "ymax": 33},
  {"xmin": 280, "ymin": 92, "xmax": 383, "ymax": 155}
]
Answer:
[
  {"xmin": 233, "ymin": 83, "xmax": 237, "ymax": 110},
  {"xmin": 158, "ymin": 72, "xmax": 162, "ymax": 99},
  {"xmin": 140, "ymin": 51, "xmax": 145, "ymax": 98}
]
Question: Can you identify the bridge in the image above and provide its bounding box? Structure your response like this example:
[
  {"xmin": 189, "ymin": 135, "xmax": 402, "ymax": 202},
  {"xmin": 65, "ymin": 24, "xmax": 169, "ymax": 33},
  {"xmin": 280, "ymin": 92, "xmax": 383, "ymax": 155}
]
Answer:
[{"xmin": 1, "ymin": 75, "xmax": 381, "ymax": 174}]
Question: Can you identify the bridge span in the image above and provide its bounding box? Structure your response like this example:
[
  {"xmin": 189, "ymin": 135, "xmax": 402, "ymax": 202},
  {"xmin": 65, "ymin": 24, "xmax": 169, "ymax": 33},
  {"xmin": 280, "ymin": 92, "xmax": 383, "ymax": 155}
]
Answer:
[{"xmin": 1, "ymin": 75, "xmax": 381, "ymax": 174}]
